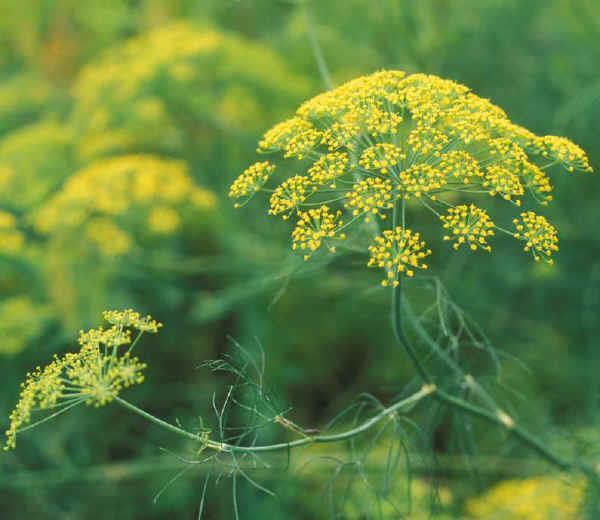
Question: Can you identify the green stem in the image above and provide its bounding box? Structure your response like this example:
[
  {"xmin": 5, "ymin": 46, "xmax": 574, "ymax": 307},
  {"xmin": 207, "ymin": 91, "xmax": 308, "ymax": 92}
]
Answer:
[
  {"xmin": 301, "ymin": 1, "xmax": 333, "ymax": 90},
  {"xmin": 116, "ymin": 385, "xmax": 435, "ymax": 454},
  {"xmin": 115, "ymin": 397, "xmax": 211, "ymax": 445},
  {"xmin": 390, "ymin": 283, "xmax": 596, "ymax": 476},
  {"xmin": 391, "ymin": 278, "xmax": 431, "ymax": 382}
]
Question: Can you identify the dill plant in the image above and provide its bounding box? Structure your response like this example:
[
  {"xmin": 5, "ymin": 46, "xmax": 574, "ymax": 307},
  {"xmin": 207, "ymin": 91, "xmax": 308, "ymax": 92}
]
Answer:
[{"xmin": 4, "ymin": 70, "xmax": 598, "ymax": 516}]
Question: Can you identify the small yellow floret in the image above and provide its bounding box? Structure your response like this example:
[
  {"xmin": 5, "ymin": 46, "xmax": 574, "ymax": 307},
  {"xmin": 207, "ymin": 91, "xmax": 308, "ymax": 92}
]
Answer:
[
  {"xmin": 291, "ymin": 205, "xmax": 345, "ymax": 260},
  {"xmin": 368, "ymin": 227, "xmax": 431, "ymax": 285},
  {"xmin": 513, "ymin": 211, "xmax": 558, "ymax": 263},
  {"xmin": 440, "ymin": 204, "xmax": 495, "ymax": 252},
  {"xmin": 359, "ymin": 143, "xmax": 406, "ymax": 174},
  {"xmin": 308, "ymin": 152, "xmax": 349, "ymax": 188},
  {"xmin": 345, "ymin": 177, "xmax": 394, "ymax": 222},
  {"xmin": 229, "ymin": 161, "xmax": 275, "ymax": 203},
  {"xmin": 268, "ymin": 176, "xmax": 315, "ymax": 219}
]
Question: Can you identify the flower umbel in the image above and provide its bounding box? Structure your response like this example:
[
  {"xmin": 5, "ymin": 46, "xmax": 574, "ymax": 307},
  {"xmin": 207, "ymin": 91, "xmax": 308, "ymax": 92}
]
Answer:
[
  {"xmin": 229, "ymin": 161, "xmax": 275, "ymax": 206},
  {"xmin": 441, "ymin": 204, "xmax": 495, "ymax": 252},
  {"xmin": 291, "ymin": 206, "xmax": 346, "ymax": 260},
  {"xmin": 4, "ymin": 309, "xmax": 161, "ymax": 450},
  {"xmin": 368, "ymin": 228, "xmax": 431, "ymax": 285},
  {"xmin": 513, "ymin": 211, "xmax": 559, "ymax": 264},
  {"xmin": 231, "ymin": 70, "xmax": 592, "ymax": 282}
]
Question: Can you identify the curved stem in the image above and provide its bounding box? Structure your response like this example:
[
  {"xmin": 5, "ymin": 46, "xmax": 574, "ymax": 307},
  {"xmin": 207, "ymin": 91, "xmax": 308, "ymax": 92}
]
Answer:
[
  {"xmin": 115, "ymin": 396, "xmax": 213, "ymax": 444},
  {"xmin": 390, "ymin": 283, "xmax": 596, "ymax": 477},
  {"xmin": 116, "ymin": 385, "xmax": 435, "ymax": 454}
]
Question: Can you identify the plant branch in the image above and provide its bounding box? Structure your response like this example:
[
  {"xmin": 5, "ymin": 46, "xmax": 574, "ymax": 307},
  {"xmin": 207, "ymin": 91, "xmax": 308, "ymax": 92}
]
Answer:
[
  {"xmin": 116, "ymin": 385, "xmax": 435, "ymax": 454},
  {"xmin": 390, "ymin": 282, "xmax": 598, "ymax": 477},
  {"xmin": 301, "ymin": 1, "xmax": 333, "ymax": 90}
]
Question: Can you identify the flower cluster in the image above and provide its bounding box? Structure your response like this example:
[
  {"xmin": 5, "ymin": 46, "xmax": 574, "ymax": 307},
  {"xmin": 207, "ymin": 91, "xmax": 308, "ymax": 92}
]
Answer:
[
  {"xmin": 229, "ymin": 161, "xmax": 275, "ymax": 205},
  {"xmin": 4, "ymin": 309, "xmax": 160, "ymax": 450},
  {"xmin": 0, "ymin": 210, "xmax": 24, "ymax": 255},
  {"xmin": 103, "ymin": 309, "xmax": 162, "ymax": 333},
  {"xmin": 466, "ymin": 475, "xmax": 586, "ymax": 520},
  {"xmin": 230, "ymin": 70, "xmax": 592, "ymax": 284},
  {"xmin": 291, "ymin": 206, "xmax": 345, "ymax": 260},
  {"xmin": 308, "ymin": 152, "xmax": 348, "ymax": 188},
  {"xmin": 345, "ymin": 177, "xmax": 394, "ymax": 222},
  {"xmin": 35, "ymin": 155, "xmax": 216, "ymax": 256},
  {"xmin": 441, "ymin": 204, "xmax": 495, "ymax": 252},
  {"xmin": 72, "ymin": 22, "xmax": 308, "ymax": 160},
  {"xmin": 513, "ymin": 211, "xmax": 559, "ymax": 264},
  {"xmin": 367, "ymin": 228, "xmax": 431, "ymax": 284}
]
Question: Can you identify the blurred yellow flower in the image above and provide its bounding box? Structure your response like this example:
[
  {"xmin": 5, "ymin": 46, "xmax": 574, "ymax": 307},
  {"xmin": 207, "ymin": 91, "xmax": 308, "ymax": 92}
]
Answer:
[
  {"xmin": 71, "ymin": 21, "xmax": 309, "ymax": 159},
  {"xmin": 0, "ymin": 210, "xmax": 24, "ymax": 255},
  {"xmin": 148, "ymin": 206, "xmax": 180, "ymax": 234},
  {"xmin": 466, "ymin": 474, "xmax": 586, "ymax": 519},
  {"xmin": 34, "ymin": 154, "xmax": 215, "ymax": 256},
  {"xmin": 0, "ymin": 296, "xmax": 49, "ymax": 355}
]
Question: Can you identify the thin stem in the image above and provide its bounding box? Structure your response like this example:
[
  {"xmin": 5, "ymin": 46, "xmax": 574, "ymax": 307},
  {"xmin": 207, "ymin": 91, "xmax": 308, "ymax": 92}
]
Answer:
[
  {"xmin": 17, "ymin": 400, "xmax": 85, "ymax": 434},
  {"xmin": 301, "ymin": 1, "xmax": 333, "ymax": 90},
  {"xmin": 115, "ymin": 385, "xmax": 435, "ymax": 454},
  {"xmin": 115, "ymin": 397, "xmax": 214, "ymax": 446},
  {"xmin": 391, "ymin": 279, "xmax": 431, "ymax": 382},
  {"xmin": 390, "ymin": 283, "xmax": 597, "ymax": 477}
]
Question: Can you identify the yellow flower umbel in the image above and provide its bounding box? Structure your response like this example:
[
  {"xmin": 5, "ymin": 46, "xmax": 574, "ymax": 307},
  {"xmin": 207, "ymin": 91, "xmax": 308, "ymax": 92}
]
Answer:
[
  {"xmin": 345, "ymin": 178, "xmax": 394, "ymax": 222},
  {"xmin": 34, "ymin": 154, "xmax": 216, "ymax": 257},
  {"xmin": 72, "ymin": 22, "xmax": 309, "ymax": 160},
  {"xmin": 466, "ymin": 475, "xmax": 587, "ymax": 520},
  {"xmin": 441, "ymin": 204, "xmax": 495, "ymax": 252},
  {"xmin": 268, "ymin": 175, "xmax": 315, "ymax": 219},
  {"xmin": 513, "ymin": 211, "xmax": 559, "ymax": 264},
  {"xmin": 308, "ymin": 152, "xmax": 348, "ymax": 188},
  {"xmin": 4, "ymin": 309, "xmax": 161, "ymax": 450},
  {"xmin": 292, "ymin": 206, "xmax": 346, "ymax": 260},
  {"xmin": 229, "ymin": 161, "xmax": 276, "ymax": 207},
  {"xmin": 367, "ymin": 228, "xmax": 431, "ymax": 285},
  {"xmin": 230, "ymin": 70, "xmax": 592, "ymax": 283}
]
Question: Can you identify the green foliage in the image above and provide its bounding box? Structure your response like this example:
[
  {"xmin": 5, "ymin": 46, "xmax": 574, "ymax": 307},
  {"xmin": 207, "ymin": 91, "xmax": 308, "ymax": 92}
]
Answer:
[{"xmin": 0, "ymin": 1, "xmax": 598, "ymax": 518}]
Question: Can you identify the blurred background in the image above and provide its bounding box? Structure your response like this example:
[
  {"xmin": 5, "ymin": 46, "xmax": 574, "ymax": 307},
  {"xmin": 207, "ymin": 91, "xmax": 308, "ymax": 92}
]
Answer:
[{"xmin": 0, "ymin": 0, "xmax": 598, "ymax": 518}]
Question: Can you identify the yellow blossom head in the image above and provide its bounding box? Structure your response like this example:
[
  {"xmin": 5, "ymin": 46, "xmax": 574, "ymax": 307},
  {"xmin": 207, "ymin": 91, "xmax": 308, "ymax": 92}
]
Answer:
[
  {"xmin": 230, "ymin": 70, "xmax": 592, "ymax": 284},
  {"xmin": 34, "ymin": 154, "xmax": 216, "ymax": 257},
  {"xmin": 291, "ymin": 205, "xmax": 346, "ymax": 260},
  {"xmin": 4, "ymin": 309, "xmax": 161, "ymax": 450}
]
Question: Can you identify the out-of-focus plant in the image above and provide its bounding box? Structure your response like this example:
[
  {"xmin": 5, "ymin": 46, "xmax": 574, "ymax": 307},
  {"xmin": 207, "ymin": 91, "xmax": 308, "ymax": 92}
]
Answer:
[
  {"xmin": 341, "ymin": 478, "xmax": 454, "ymax": 519},
  {"xmin": 0, "ymin": 296, "xmax": 50, "ymax": 356},
  {"xmin": 0, "ymin": 210, "xmax": 24, "ymax": 256},
  {"xmin": 34, "ymin": 154, "xmax": 216, "ymax": 257},
  {"xmin": 71, "ymin": 21, "xmax": 310, "ymax": 171},
  {"xmin": 0, "ymin": 74, "xmax": 56, "ymax": 135},
  {"xmin": 466, "ymin": 474, "xmax": 587, "ymax": 519},
  {"xmin": 30, "ymin": 153, "xmax": 218, "ymax": 333},
  {"xmin": 0, "ymin": 119, "xmax": 74, "ymax": 211}
]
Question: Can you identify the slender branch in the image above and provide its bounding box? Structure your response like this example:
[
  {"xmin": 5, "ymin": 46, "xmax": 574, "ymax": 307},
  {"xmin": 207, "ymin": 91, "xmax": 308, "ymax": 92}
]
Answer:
[
  {"xmin": 391, "ymin": 278, "xmax": 431, "ymax": 382},
  {"xmin": 116, "ymin": 385, "xmax": 435, "ymax": 454},
  {"xmin": 390, "ymin": 283, "xmax": 598, "ymax": 477},
  {"xmin": 301, "ymin": 1, "xmax": 333, "ymax": 90},
  {"xmin": 115, "ymin": 397, "xmax": 215, "ymax": 446}
]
